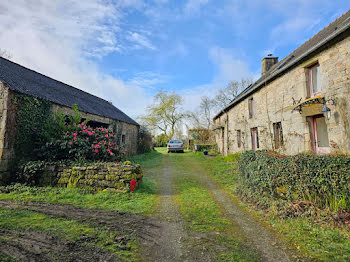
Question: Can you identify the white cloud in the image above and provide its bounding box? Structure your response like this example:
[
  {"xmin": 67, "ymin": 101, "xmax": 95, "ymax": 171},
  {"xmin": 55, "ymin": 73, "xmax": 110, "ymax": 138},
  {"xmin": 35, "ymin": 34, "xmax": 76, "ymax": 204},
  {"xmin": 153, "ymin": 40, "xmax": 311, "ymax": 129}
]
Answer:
[
  {"xmin": 180, "ymin": 46, "xmax": 253, "ymax": 113},
  {"xmin": 127, "ymin": 72, "xmax": 168, "ymax": 89},
  {"xmin": 128, "ymin": 32, "xmax": 157, "ymax": 50},
  {"xmin": 209, "ymin": 47, "xmax": 252, "ymax": 83},
  {"xmin": 0, "ymin": 0, "xmax": 157, "ymax": 118}
]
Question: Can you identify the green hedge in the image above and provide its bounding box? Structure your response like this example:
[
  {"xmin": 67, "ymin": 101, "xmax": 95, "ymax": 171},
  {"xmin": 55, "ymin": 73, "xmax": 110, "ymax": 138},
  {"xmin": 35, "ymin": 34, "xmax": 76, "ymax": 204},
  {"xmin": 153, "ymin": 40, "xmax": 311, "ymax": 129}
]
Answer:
[
  {"xmin": 195, "ymin": 144, "xmax": 216, "ymax": 152},
  {"xmin": 238, "ymin": 151, "xmax": 350, "ymax": 211}
]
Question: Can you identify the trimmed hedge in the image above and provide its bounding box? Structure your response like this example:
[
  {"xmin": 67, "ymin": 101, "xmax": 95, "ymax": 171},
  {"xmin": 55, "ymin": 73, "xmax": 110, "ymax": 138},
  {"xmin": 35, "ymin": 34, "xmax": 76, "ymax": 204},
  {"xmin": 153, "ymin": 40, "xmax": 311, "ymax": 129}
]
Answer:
[{"xmin": 239, "ymin": 151, "xmax": 350, "ymax": 211}]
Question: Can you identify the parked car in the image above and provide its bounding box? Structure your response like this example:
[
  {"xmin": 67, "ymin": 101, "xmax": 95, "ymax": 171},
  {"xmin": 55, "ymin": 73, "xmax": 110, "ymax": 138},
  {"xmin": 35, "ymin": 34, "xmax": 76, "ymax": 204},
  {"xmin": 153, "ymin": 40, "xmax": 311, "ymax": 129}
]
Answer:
[{"xmin": 167, "ymin": 139, "xmax": 184, "ymax": 153}]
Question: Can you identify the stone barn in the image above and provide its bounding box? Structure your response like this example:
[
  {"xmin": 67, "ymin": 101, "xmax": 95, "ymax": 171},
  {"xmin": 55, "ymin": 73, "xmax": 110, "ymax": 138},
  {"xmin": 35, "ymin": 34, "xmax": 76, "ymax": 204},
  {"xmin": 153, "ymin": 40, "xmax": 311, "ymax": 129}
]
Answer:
[
  {"xmin": 0, "ymin": 57, "xmax": 139, "ymax": 181},
  {"xmin": 213, "ymin": 10, "xmax": 350, "ymax": 156}
]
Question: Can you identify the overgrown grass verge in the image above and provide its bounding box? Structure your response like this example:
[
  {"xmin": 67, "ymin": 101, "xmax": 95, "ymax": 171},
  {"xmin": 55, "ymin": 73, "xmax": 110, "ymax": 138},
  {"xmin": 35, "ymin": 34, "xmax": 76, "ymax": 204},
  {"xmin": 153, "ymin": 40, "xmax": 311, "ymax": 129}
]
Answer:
[
  {"xmin": 0, "ymin": 208, "xmax": 139, "ymax": 261},
  {"xmin": 174, "ymin": 174, "xmax": 260, "ymax": 261},
  {"xmin": 193, "ymin": 153, "xmax": 350, "ymax": 261},
  {"xmin": 0, "ymin": 149, "xmax": 164, "ymax": 215},
  {"xmin": 0, "ymin": 177, "xmax": 156, "ymax": 215}
]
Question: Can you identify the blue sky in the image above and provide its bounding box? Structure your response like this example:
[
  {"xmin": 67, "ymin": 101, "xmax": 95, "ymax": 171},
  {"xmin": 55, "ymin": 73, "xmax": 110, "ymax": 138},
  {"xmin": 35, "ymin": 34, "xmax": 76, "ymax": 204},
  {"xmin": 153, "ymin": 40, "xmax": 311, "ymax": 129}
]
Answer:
[{"xmin": 0, "ymin": 1, "xmax": 349, "ymax": 117}]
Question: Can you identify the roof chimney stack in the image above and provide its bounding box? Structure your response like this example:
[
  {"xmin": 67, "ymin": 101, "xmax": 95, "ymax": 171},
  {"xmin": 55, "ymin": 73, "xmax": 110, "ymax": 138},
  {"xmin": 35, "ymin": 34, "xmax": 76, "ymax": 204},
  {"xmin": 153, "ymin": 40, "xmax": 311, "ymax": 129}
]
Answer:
[{"xmin": 261, "ymin": 54, "xmax": 278, "ymax": 75}]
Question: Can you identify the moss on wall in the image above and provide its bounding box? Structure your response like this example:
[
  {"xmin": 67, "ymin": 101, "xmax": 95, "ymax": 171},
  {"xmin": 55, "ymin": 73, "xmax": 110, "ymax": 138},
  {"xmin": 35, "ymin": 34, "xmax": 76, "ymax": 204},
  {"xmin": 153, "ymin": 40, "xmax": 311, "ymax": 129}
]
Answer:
[{"xmin": 57, "ymin": 162, "xmax": 143, "ymax": 192}]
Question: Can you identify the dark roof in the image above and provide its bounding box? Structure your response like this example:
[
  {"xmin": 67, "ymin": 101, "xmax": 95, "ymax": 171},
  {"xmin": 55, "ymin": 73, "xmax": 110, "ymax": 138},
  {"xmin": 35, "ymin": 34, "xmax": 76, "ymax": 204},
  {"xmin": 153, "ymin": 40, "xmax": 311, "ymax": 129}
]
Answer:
[
  {"xmin": 214, "ymin": 9, "xmax": 350, "ymax": 120},
  {"xmin": 0, "ymin": 57, "xmax": 139, "ymax": 126}
]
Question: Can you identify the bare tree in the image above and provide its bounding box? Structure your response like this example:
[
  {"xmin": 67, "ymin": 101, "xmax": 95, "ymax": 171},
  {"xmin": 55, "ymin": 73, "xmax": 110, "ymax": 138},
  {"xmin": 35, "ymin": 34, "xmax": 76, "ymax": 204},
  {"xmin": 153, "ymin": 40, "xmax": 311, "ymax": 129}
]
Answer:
[
  {"xmin": 199, "ymin": 96, "xmax": 215, "ymax": 130},
  {"xmin": 139, "ymin": 91, "xmax": 185, "ymax": 139},
  {"xmin": 213, "ymin": 78, "xmax": 253, "ymax": 109},
  {"xmin": 186, "ymin": 96, "xmax": 215, "ymax": 130}
]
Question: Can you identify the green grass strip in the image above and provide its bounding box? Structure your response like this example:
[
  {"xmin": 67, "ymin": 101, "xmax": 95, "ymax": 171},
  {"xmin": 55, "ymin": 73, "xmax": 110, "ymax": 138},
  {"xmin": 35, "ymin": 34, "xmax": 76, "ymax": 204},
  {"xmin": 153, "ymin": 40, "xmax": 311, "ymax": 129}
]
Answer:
[
  {"xmin": 174, "ymin": 175, "xmax": 259, "ymax": 261},
  {"xmin": 175, "ymin": 175, "xmax": 231, "ymax": 232},
  {"xmin": 0, "ymin": 177, "xmax": 156, "ymax": 215}
]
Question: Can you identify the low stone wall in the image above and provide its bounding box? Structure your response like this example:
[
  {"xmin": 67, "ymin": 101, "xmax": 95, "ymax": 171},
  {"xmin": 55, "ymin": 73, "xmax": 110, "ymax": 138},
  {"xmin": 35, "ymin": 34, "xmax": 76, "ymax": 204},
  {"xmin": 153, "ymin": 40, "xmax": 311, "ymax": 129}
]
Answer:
[{"xmin": 57, "ymin": 162, "xmax": 143, "ymax": 192}]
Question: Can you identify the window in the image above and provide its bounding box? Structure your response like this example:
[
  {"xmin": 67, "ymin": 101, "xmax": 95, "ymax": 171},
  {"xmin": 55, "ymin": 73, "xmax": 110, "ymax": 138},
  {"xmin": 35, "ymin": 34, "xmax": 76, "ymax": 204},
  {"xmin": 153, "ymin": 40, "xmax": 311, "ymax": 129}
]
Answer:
[
  {"xmin": 248, "ymin": 98, "xmax": 254, "ymax": 118},
  {"xmin": 237, "ymin": 130, "xmax": 242, "ymax": 148},
  {"xmin": 273, "ymin": 122, "xmax": 284, "ymax": 149},
  {"xmin": 308, "ymin": 63, "xmax": 321, "ymax": 97},
  {"xmin": 121, "ymin": 134, "xmax": 126, "ymax": 144},
  {"xmin": 251, "ymin": 127, "xmax": 259, "ymax": 150}
]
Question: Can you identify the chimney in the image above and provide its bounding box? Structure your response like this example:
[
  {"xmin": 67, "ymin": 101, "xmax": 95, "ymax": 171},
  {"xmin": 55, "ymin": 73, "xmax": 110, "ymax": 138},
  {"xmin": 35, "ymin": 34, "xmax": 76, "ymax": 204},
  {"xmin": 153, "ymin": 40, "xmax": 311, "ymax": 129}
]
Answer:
[{"xmin": 261, "ymin": 54, "xmax": 278, "ymax": 75}]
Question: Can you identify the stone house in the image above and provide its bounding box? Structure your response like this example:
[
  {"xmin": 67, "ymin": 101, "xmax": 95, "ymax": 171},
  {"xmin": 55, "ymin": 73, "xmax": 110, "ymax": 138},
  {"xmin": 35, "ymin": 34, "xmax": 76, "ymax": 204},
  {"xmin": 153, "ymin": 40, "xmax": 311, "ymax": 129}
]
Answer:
[
  {"xmin": 213, "ymin": 10, "xmax": 350, "ymax": 156},
  {"xmin": 0, "ymin": 57, "xmax": 139, "ymax": 179}
]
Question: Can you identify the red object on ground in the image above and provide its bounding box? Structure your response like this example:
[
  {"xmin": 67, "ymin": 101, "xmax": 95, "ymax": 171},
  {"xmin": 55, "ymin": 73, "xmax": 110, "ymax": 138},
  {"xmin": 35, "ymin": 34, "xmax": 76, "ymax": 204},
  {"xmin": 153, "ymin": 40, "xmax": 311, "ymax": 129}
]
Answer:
[{"xmin": 130, "ymin": 180, "xmax": 137, "ymax": 193}]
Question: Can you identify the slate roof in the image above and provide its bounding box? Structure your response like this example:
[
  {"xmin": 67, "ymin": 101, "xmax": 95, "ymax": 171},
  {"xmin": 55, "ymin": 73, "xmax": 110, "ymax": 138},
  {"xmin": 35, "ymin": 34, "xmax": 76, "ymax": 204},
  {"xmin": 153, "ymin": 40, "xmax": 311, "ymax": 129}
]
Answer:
[
  {"xmin": 0, "ymin": 57, "xmax": 139, "ymax": 126},
  {"xmin": 214, "ymin": 9, "xmax": 350, "ymax": 120}
]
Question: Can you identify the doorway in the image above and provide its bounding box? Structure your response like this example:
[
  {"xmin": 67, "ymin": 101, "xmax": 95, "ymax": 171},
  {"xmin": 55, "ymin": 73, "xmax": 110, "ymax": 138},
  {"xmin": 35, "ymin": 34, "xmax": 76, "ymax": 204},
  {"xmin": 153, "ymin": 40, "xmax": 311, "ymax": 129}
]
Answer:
[
  {"xmin": 312, "ymin": 115, "xmax": 330, "ymax": 154},
  {"xmin": 221, "ymin": 128, "xmax": 225, "ymax": 154},
  {"xmin": 251, "ymin": 127, "xmax": 259, "ymax": 150}
]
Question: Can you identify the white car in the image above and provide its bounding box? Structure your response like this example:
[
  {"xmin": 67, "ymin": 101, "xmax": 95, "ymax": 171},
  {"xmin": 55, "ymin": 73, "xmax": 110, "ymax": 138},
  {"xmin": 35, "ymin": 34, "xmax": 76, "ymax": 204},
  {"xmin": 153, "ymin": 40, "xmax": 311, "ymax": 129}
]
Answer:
[{"xmin": 167, "ymin": 140, "xmax": 184, "ymax": 153}]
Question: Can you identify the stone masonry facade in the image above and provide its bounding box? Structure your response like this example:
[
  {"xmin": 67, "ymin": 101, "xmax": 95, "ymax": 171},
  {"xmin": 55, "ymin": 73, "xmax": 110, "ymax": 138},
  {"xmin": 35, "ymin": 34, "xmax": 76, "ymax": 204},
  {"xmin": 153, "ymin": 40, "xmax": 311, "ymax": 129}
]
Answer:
[
  {"xmin": 214, "ymin": 33, "xmax": 350, "ymax": 156},
  {"xmin": 0, "ymin": 86, "xmax": 17, "ymax": 182},
  {"xmin": 0, "ymin": 89, "xmax": 139, "ymax": 183}
]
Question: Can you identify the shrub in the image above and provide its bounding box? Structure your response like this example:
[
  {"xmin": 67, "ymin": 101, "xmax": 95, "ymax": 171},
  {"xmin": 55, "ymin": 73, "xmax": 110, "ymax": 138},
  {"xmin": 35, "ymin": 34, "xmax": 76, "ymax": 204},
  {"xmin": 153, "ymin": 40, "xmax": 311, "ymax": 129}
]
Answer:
[
  {"xmin": 40, "ymin": 123, "xmax": 125, "ymax": 162},
  {"xmin": 238, "ymin": 151, "xmax": 350, "ymax": 211},
  {"xmin": 154, "ymin": 133, "xmax": 168, "ymax": 147},
  {"xmin": 195, "ymin": 144, "xmax": 217, "ymax": 152},
  {"xmin": 137, "ymin": 126, "xmax": 153, "ymax": 153}
]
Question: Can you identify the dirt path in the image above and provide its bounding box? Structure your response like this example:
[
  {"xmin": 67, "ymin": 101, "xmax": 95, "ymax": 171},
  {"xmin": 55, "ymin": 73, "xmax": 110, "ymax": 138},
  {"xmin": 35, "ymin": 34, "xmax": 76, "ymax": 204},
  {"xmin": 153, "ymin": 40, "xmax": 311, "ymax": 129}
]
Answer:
[
  {"xmin": 0, "ymin": 228, "xmax": 120, "ymax": 262},
  {"xmin": 0, "ymin": 151, "xmax": 304, "ymax": 261},
  {"xmin": 180, "ymin": 156, "xmax": 302, "ymax": 262},
  {"xmin": 0, "ymin": 200, "xmax": 161, "ymax": 250},
  {"xmin": 144, "ymin": 156, "xmax": 213, "ymax": 262},
  {"xmin": 147, "ymin": 161, "xmax": 188, "ymax": 261}
]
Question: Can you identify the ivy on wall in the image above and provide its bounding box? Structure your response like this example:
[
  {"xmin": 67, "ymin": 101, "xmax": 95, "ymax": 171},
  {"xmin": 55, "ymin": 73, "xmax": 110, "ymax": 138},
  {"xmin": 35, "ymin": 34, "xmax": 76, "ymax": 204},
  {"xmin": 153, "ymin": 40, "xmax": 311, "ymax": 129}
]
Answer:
[
  {"xmin": 14, "ymin": 93, "xmax": 52, "ymax": 162},
  {"xmin": 238, "ymin": 150, "xmax": 350, "ymax": 211}
]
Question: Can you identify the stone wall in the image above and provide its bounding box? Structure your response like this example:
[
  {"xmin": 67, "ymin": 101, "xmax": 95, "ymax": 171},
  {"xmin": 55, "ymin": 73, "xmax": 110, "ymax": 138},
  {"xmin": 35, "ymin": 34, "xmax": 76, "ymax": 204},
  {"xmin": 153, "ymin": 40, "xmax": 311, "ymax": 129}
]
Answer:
[
  {"xmin": 57, "ymin": 162, "xmax": 143, "ymax": 192},
  {"xmin": 214, "ymin": 34, "xmax": 350, "ymax": 155},
  {"xmin": 118, "ymin": 122, "xmax": 139, "ymax": 156},
  {"xmin": 0, "ymin": 86, "xmax": 17, "ymax": 184}
]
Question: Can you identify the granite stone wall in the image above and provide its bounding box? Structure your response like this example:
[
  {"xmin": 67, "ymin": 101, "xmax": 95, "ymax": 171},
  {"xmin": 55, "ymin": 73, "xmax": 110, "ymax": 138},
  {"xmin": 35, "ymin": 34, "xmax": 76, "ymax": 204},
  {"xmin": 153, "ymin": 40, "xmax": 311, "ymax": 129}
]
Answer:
[
  {"xmin": 57, "ymin": 162, "xmax": 143, "ymax": 192},
  {"xmin": 0, "ymin": 87, "xmax": 17, "ymax": 184},
  {"xmin": 214, "ymin": 34, "xmax": 350, "ymax": 155}
]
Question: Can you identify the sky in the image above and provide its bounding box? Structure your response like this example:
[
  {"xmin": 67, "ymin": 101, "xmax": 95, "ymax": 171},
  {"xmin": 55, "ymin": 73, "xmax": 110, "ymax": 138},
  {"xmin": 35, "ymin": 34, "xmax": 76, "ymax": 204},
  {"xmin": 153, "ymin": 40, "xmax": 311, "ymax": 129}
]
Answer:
[{"xmin": 0, "ymin": 1, "xmax": 349, "ymax": 119}]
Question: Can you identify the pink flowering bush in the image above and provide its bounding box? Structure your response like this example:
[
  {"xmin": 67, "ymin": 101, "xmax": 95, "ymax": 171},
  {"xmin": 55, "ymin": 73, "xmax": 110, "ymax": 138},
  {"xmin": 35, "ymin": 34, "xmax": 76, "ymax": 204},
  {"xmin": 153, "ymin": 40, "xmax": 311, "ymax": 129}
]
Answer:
[
  {"xmin": 41, "ymin": 123, "xmax": 125, "ymax": 161},
  {"xmin": 66, "ymin": 124, "xmax": 125, "ymax": 161},
  {"xmin": 39, "ymin": 104, "xmax": 125, "ymax": 162}
]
